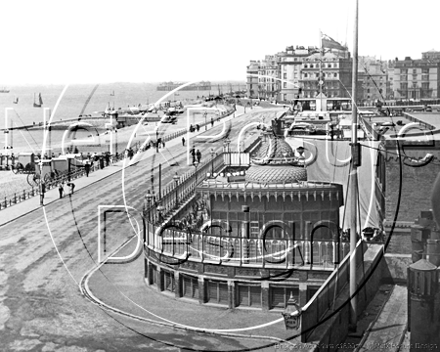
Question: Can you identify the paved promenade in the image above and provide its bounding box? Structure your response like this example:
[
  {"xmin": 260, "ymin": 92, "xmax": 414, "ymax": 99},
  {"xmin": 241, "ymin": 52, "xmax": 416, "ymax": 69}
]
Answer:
[{"xmin": 0, "ymin": 106, "xmax": 245, "ymax": 228}]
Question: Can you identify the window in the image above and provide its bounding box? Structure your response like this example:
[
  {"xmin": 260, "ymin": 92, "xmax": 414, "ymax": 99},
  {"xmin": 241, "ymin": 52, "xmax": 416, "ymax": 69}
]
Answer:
[
  {"xmin": 237, "ymin": 285, "xmax": 261, "ymax": 307},
  {"xmin": 181, "ymin": 275, "xmax": 199, "ymax": 299},
  {"xmin": 150, "ymin": 264, "xmax": 157, "ymax": 285},
  {"xmin": 328, "ymin": 64, "xmax": 332, "ymax": 68},
  {"xmin": 422, "ymin": 68, "xmax": 429, "ymax": 74},
  {"xmin": 283, "ymin": 73, "xmax": 287, "ymax": 79},
  {"xmin": 334, "ymin": 73, "xmax": 337, "ymax": 78},
  {"xmin": 422, "ymin": 82, "xmax": 429, "ymax": 89},
  {"xmin": 270, "ymin": 286, "xmax": 299, "ymax": 309},
  {"xmin": 304, "ymin": 73, "xmax": 308, "ymax": 78},
  {"xmin": 163, "ymin": 270, "xmax": 175, "ymax": 293},
  {"xmin": 206, "ymin": 280, "xmax": 228, "ymax": 305},
  {"xmin": 400, "ymin": 83, "xmax": 408, "ymax": 90}
]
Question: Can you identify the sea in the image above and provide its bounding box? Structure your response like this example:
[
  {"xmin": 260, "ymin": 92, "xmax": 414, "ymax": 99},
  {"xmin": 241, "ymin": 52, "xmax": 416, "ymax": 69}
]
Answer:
[{"xmin": 0, "ymin": 82, "xmax": 236, "ymax": 154}]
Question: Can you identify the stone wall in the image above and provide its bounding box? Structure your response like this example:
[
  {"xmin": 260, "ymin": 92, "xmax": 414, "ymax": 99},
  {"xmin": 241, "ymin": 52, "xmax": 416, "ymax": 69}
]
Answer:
[{"xmin": 385, "ymin": 158, "xmax": 440, "ymax": 223}]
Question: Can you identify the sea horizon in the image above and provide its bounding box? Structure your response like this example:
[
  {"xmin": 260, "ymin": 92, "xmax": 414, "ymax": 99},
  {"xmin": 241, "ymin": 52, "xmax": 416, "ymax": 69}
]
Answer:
[{"xmin": 0, "ymin": 81, "xmax": 244, "ymax": 152}]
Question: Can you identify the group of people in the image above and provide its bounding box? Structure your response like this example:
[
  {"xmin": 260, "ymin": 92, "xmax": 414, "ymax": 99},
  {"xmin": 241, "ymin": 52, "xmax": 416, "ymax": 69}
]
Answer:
[
  {"xmin": 188, "ymin": 124, "xmax": 200, "ymax": 133},
  {"xmin": 39, "ymin": 181, "xmax": 76, "ymax": 206},
  {"xmin": 126, "ymin": 148, "xmax": 135, "ymax": 159},
  {"xmin": 58, "ymin": 182, "xmax": 75, "ymax": 198},
  {"xmin": 191, "ymin": 148, "xmax": 202, "ymax": 163}
]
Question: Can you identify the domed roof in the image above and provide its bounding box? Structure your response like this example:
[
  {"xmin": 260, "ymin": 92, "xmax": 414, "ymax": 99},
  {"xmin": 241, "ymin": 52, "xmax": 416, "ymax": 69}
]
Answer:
[
  {"xmin": 246, "ymin": 165, "xmax": 307, "ymax": 184},
  {"xmin": 252, "ymin": 131, "xmax": 297, "ymax": 165},
  {"xmin": 245, "ymin": 129, "xmax": 307, "ymax": 184}
]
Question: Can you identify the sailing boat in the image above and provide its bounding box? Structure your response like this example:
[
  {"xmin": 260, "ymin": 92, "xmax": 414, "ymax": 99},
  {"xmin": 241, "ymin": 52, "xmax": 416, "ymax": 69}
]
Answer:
[
  {"xmin": 13, "ymin": 97, "xmax": 19, "ymax": 104},
  {"xmin": 33, "ymin": 93, "xmax": 43, "ymax": 108}
]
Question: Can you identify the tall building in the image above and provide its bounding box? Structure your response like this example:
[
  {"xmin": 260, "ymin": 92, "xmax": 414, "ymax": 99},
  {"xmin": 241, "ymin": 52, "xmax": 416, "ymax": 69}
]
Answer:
[
  {"xmin": 358, "ymin": 56, "xmax": 390, "ymax": 105},
  {"xmin": 278, "ymin": 46, "xmax": 319, "ymax": 102},
  {"xmin": 246, "ymin": 60, "xmax": 260, "ymax": 99},
  {"xmin": 299, "ymin": 51, "xmax": 352, "ymax": 99},
  {"xmin": 392, "ymin": 55, "xmax": 440, "ymax": 100},
  {"xmin": 257, "ymin": 54, "xmax": 281, "ymax": 101}
]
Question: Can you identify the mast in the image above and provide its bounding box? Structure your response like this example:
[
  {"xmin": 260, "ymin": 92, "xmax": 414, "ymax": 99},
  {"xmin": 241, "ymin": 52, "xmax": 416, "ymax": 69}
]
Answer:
[
  {"xmin": 319, "ymin": 30, "xmax": 323, "ymax": 112},
  {"xmin": 349, "ymin": 0, "xmax": 360, "ymax": 330}
]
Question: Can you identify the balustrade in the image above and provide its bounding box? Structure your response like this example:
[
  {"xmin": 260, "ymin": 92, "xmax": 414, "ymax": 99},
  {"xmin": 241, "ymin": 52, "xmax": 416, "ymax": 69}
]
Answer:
[{"xmin": 147, "ymin": 223, "xmax": 344, "ymax": 270}]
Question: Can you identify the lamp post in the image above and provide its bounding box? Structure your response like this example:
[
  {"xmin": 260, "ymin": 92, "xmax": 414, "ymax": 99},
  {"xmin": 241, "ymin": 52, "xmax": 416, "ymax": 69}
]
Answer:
[
  {"xmin": 157, "ymin": 204, "xmax": 165, "ymax": 224},
  {"xmin": 155, "ymin": 128, "xmax": 159, "ymax": 153},
  {"xmin": 173, "ymin": 172, "xmax": 180, "ymax": 209},
  {"xmin": 115, "ymin": 130, "xmax": 118, "ymax": 158},
  {"xmin": 193, "ymin": 160, "xmax": 199, "ymax": 185},
  {"xmin": 223, "ymin": 138, "xmax": 231, "ymax": 166},
  {"xmin": 296, "ymin": 146, "xmax": 305, "ymax": 165},
  {"xmin": 144, "ymin": 190, "xmax": 154, "ymax": 222},
  {"xmin": 210, "ymin": 147, "xmax": 215, "ymax": 176},
  {"xmin": 203, "ymin": 111, "xmax": 207, "ymax": 131},
  {"xmin": 223, "ymin": 138, "xmax": 231, "ymax": 152},
  {"xmin": 282, "ymin": 293, "xmax": 302, "ymax": 330}
]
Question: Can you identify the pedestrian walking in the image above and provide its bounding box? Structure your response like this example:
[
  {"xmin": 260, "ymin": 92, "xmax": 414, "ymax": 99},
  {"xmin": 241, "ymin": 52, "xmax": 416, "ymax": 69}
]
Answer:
[
  {"xmin": 40, "ymin": 183, "xmax": 46, "ymax": 206},
  {"xmin": 67, "ymin": 182, "xmax": 75, "ymax": 195},
  {"xmin": 162, "ymin": 140, "xmax": 165, "ymax": 148},
  {"xmin": 196, "ymin": 124, "xmax": 200, "ymax": 132},
  {"xmin": 196, "ymin": 149, "xmax": 202, "ymax": 163},
  {"xmin": 191, "ymin": 148, "xmax": 196, "ymax": 164},
  {"xmin": 84, "ymin": 162, "xmax": 91, "ymax": 177},
  {"xmin": 58, "ymin": 183, "xmax": 64, "ymax": 198},
  {"xmin": 182, "ymin": 137, "xmax": 185, "ymax": 146},
  {"xmin": 211, "ymin": 117, "xmax": 214, "ymax": 127}
]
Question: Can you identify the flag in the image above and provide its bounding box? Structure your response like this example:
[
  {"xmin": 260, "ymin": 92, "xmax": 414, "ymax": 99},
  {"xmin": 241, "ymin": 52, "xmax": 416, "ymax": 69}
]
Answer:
[{"xmin": 321, "ymin": 33, "xmax": 347, "ymax": 51}]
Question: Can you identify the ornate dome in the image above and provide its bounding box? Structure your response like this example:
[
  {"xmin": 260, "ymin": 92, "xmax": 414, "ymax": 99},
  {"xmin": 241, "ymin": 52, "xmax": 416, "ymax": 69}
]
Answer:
[
  {"xmin": 245, "ymin": 129, "xmax": 307, "ymax": 184},
  {"xmin": 252, "ymin": 131, "xmax": 297, "ymax": 165},
  {"xmin": 246, "ymin": 165, "xmax": 307, "ymax": 184}
]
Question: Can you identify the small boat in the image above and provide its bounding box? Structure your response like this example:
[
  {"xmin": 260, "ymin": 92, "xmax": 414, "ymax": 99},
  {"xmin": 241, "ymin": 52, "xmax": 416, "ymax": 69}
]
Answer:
[
  {"xmin": 33, "ymin": 93, "xmax": 43, "ymax": 108},
  {"xmin": 0, "ymin": 87, "xmax": 10, "ymax": 93}
]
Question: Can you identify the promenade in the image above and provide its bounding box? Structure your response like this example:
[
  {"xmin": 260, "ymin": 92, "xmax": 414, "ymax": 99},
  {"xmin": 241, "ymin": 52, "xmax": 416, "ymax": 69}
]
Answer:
[
  {"xmin": 0, "ymin": 104, "xmax": 409, "ymax": 351},
  {"xmin": 0, "ymin": 104, "xmax": 243, "ymax": 227}
]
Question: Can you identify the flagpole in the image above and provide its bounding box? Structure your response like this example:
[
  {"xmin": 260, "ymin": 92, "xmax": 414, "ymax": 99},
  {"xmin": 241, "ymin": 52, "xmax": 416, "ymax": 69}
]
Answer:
[
  {"xmin": 349, "ymin": 0, "xmax": 359, "ymax": 331},
  {"xmin": 319, "ymin": 30, "xmax": 323, "ymax": 111}
]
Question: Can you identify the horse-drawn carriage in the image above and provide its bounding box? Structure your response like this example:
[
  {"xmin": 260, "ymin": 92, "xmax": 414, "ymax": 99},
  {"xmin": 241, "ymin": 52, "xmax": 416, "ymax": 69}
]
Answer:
[
  {"xmin": 21, "ymin": 154, "xmax": 86, "ymax": 187},
  {"xmin": 12, "ymin": 153, "xmax": 36, "ymax": 174}
]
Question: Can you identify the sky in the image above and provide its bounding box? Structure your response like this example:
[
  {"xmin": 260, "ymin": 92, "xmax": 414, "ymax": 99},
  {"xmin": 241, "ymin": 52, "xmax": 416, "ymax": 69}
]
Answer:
[{"xmin": 0, "ymin": 0, "xmax": 438, "ymax": 85}]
